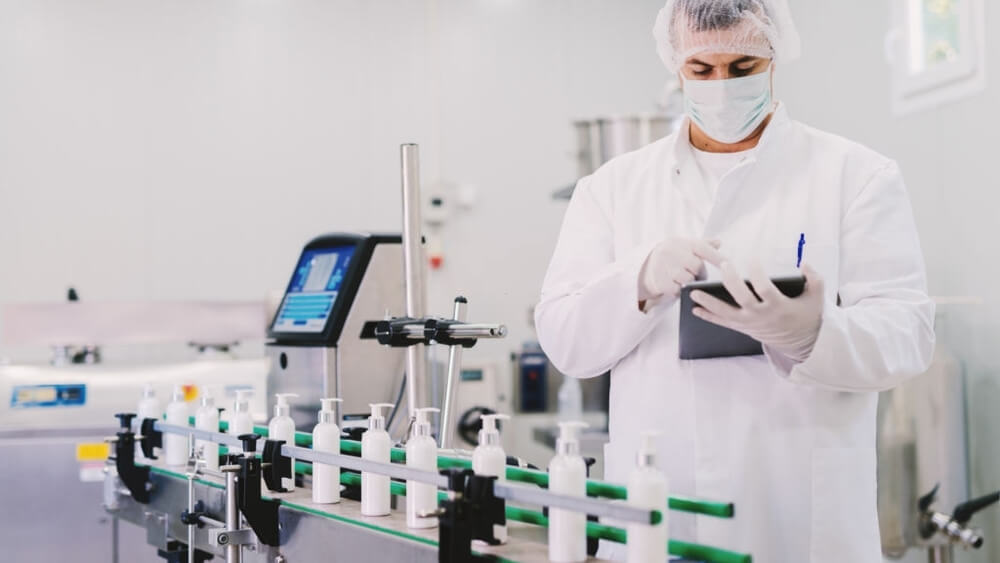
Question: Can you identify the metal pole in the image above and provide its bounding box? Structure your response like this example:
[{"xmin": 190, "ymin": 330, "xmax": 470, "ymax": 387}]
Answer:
[
  {"xmin": 439, "ymin": 297, "xmax": 467, "ymax": 449},
  {"xmin": 223, "ymin": 466, "xmax": 241, "ymax": 563},
  {"xmin": 186, "ymin": 460, "xmax": 201, "ymax": 563},
  {"xmin": 111, "ymin": 516, "xmax": 119, "ymax": 563},
  {"xmin": 927, "ymin": 545, "xmax": 955, "ymax": 563},
  {"xmin": 401, "ymin": 143, "xmax": 428, "ymax": 420}
]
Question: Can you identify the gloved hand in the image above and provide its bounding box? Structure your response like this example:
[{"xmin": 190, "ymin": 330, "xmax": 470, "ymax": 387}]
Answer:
[
  {"xmin": 639, "ymin": 238, "xmax": 724, "ymax": 304},
  {"xmin": 690, "ymin": 262, "xmax": 825, "ymax": 362}
]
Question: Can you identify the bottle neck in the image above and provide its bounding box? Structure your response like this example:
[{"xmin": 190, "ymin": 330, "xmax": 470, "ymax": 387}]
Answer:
[
  {"xmin": 275, "ymin": 405, "xmax": 289, "ymax": 418},
  {"xmin": 557, "ymin": 439, "xmax": 579, "ymax": 457},
  {"xmin": 235, "ymin": 402, "xmax": 249, "ymax": 414},
  {"xmin": 479, "ymin": 430, "xmax": 499, "ymax": 447},
  {"xmin": 637, "ymin": 451, "xmax": 655, "ymax": 468},
  {"xmin": 319, "ymin": 411, "xmax": 336, "ymax": 424}
]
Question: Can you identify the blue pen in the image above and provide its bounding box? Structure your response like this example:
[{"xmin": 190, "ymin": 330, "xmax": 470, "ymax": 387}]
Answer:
[{"xmin": 796, "ymin": 233, "xmax": 806, "ymax": 268}]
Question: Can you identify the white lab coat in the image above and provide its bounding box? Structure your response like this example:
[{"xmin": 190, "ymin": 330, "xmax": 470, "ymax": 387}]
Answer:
[{"xmin": 535, "ymin": 105, "xmax": 935, "ymax": 563}]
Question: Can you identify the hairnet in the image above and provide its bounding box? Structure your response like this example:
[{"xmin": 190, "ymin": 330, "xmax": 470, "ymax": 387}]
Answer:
[{"xmin": 653, "ymin": 0, "xmax": 801, "ymax": 72}]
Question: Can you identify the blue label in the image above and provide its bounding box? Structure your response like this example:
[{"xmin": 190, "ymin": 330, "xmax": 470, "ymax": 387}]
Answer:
[{"xmin": 11, "ymin": 384, "xmax": 87, "ymax": 408}]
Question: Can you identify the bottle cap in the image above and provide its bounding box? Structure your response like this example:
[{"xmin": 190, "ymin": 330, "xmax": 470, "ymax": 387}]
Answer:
[
  {"xmin": 413, "ymin": 407, "xmax": 441, "ymax": 439},
  {"xmin": 556, "ymin": 421, "xmax": 589, "ymax": 456},
  {"xmin": 274, "ymin": 393, "xmax": 298, "ymax": 417},
  {"xmin": 478, "ymin": 413, "xmax": 511, "ymax": 447},
  {"xmin": 637, "ymin": 431, "xmax": 662, "ymax": 468},
  {"xmin": 234, "ymin": 389, "xmax": 253, "ymax": 413},
  {"xmin": 367, "ymin": 403, "xmax": 395, "ymax": 431},
  {"xmin": 319, "ymin": 398, "xmax": 343, "ymax": 424}
]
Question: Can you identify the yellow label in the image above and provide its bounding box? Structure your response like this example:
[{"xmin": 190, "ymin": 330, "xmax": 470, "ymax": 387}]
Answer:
[{"xmin": 76, "ymin": 442, "xmax": 109, "ymax": 462}]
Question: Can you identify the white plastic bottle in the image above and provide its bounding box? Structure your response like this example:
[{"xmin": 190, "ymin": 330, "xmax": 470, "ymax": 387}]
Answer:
[
  {"xmin": 164, "ymin": 385, "xmax": 190, "ymax": 467},
  {"xmin": 229, "ymin": 390, "xmax": 254, "ymax": 454},
  {"xmin": 627, "ymin": 432, "xmax": 669, "ymax": 563},
  {"xmin": 548, "ymin": 420, "xmax": 589, "ymax": 562},
  {"xmin": 406, "ymin": 407, "xmax": 440, "ymax": 529},
  {"xmin": 136, "ymin": 384, "xmax": 162, "ymax": 461},
  {"xmin": 557, "ymin": 376, "xmax": 583, "ymax": 421},
  {"xmin": 312, "ymin": 397, "xmax": 343, "ymax": 504},
  {"xmin": 361, "ymin": 403, "xmax": 395, "ymax": 516},
  {"xmin": 267, "ymin": 393, "xmax": 299, "ymax": 492},
  {"xmin": 472, "ymin": 413, "xmax": 511, "ymax": 543},
  {"xmin": 195, "ymin": 393, "xmax": 220, "ymax": 471}
]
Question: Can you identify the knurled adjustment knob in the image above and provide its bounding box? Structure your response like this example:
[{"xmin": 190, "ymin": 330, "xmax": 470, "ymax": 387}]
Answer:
[
  {"xmin": 114, "ymin": 413, "xmax": 137, "ymax": 431},
  {"xmin": 238, "ymin": 433, "xmax": 260, "ymax": 453}
]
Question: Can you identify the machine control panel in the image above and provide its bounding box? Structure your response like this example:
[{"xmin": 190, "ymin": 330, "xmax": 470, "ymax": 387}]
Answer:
[
  {"xmin": 271, "ymin": 245, "xmax": 357, "ymax": 334},
  {"xmin": 268, "ymin": 233, "xmax": 401, "ymax": 346},
  {"xmin": 10, "ymin": 383, "xmax": 86, "ymax": 408}
]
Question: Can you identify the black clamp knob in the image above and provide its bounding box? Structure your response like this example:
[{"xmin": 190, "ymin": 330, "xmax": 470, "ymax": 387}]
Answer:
[
  {"xmin": 954, "ymin": 491, "xmax": 1000, "ymax": 525},
  {"xmin": 115, "ymin": 413, "xmax": 136, "ymax": 432},
  {"xmin": 239, "ymin": 433, "xmax": 260, "ymax": 454}
]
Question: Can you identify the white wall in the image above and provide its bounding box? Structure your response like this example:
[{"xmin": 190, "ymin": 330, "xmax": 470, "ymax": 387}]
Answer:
[{"xmin": 0, "ymin": 0, "xmax": 668, "ymax": 369}]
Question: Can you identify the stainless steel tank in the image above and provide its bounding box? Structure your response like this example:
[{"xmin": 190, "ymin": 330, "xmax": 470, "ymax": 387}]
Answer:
[
  {"xmin": 554, "ymin": 113, "xmax": 680, "ymax": 200},
  {"xmin": 878, "ymin": 342, "xmax": 969, "ymax": 558}
]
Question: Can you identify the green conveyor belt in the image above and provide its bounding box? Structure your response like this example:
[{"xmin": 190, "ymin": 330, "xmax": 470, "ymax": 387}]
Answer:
[
  {"xmin": 198, "ymin": 417, "xmax": 733, "ymax": 518},
  {"xmin": 150, "ymin": 450, "xmax": 751, "ymax": 563}
]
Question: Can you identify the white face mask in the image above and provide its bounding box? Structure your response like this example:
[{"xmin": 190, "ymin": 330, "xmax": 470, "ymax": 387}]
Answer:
[{"xmin": 682, "ymin": 68, "xmax": 773, "ymax": 144}]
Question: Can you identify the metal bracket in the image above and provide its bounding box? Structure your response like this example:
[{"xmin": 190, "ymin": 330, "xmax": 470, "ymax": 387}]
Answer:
[
  {"xmin": 438, "ymin": 469, "xmax": 504, "ymax": 563},
  {"xmin": 139, "ymin": 417, "xmax": 163, "ymax": 460},
  {"xmin": 209, "ymin": 527, "xmax": 256, "ymax": 548},
  {"xmin": 110, "ymin": 413, "xmax": 153, "ymax": 504}
]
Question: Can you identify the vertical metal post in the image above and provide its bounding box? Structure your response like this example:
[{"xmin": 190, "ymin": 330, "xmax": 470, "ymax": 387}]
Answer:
[
  {"xmin": 224, "ymin": 467, "xmax": 242, "ymax": 563},
  {"xmin": 111, "ymin": 516, "xmax": 119, "ymax": 563},
  {"xmin": 439, "ymin": 297, "xmax": 468, "ymax": 449},
  {"xmin": 401, "ymin": 143, "xmax": 428, "ymax": 420},
  {"xmin": 333, "ymin": 346, "xmax": 343, "ymax": 427},
  {"xmin": 186, "ymin": 460, "xmax": 201, "ymax": 563},
  {"xmin": 927, "ymin": 545, "xmax": 954, "ymax": 563}
]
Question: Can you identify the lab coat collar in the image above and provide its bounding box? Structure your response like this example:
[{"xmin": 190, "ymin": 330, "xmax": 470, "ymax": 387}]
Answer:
[
  {"xmin": 671, "ymin": 102, "xmax": 791, "ymax": 168},
  {"xmin": 669, "ymin": 102, "xmax": 792, "ymax": 231}
]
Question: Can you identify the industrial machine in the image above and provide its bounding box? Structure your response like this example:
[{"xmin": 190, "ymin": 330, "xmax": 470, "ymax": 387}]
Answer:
[
  {"xmin": 877, "ymin": 337, "xmax": 999, "ymax": 562},
  {"xmin": 265, "ymin": 232, "xmax": 407, "ymax": 429},
  {"xmin": 103, "ymin": 412, "xmax": 750, "ymax": 563},
  {"xmin": 0, "ymin": 305, "xmax": 269, "ymax": 563},
  {"xmin": 91, "ymin": 144, "xmax": 750, "ymax": 562}
]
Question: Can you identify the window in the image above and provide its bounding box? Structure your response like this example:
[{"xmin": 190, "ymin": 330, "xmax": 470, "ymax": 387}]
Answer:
[{"xmin": 888, "ymin": 0, "xmax": 985, "ymax": 115}]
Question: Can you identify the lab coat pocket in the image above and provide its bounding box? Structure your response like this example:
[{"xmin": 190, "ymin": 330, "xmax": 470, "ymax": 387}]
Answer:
[{"xmin": 810, "ymin": 447, "xmax": 880, "ymax": 563}]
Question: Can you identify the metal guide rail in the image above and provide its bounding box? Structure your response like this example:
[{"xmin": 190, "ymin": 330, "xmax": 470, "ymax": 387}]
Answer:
[{"xmin": 104, "ymin": 415, "xmax": 753, "ymax": 563}]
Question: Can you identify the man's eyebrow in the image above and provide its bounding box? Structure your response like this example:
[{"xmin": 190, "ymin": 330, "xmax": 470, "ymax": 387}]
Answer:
[
  {"xmin": 730, "ymin": 56, "xmax": 759, "ymax": 65},
  {"xmin": 687, "ymin": 58, "xmax": 712, "ymax": 67}
]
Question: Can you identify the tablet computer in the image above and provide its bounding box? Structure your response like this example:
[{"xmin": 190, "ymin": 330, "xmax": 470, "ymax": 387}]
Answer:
[{"xmin": 678, "ymin": 275, "xmax": 806, "ymax": 360}]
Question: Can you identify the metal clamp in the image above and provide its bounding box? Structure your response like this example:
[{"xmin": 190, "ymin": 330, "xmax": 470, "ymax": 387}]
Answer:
[
  {"xmin": 261, "ymin": 439, "xmax": 292, "ymax": 493},
  {"xmin": 210, "ymin": 528, "xmax": 257, "ymax": 548},
  {"xmin": 109, "ymin": 413, "xmax": 153, "ymax": 504},
  {"xmin": 233, "ymin": 434, "xmax": 281, "ymax": 547}
]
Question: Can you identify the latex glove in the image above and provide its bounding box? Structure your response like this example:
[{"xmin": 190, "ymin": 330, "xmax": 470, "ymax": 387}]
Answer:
[
  {"xmin": 690, "ymin": 262, "xmax": 825, "ymax": 362},
  {"xmin": 639, "ymin": 238, "xmax": 724, "ymax": 305}
]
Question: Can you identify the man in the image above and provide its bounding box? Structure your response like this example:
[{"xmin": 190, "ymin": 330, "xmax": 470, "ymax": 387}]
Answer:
[{"xmin": 534, "ymin": 1, "xmax": 936, "ymax": 561}]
